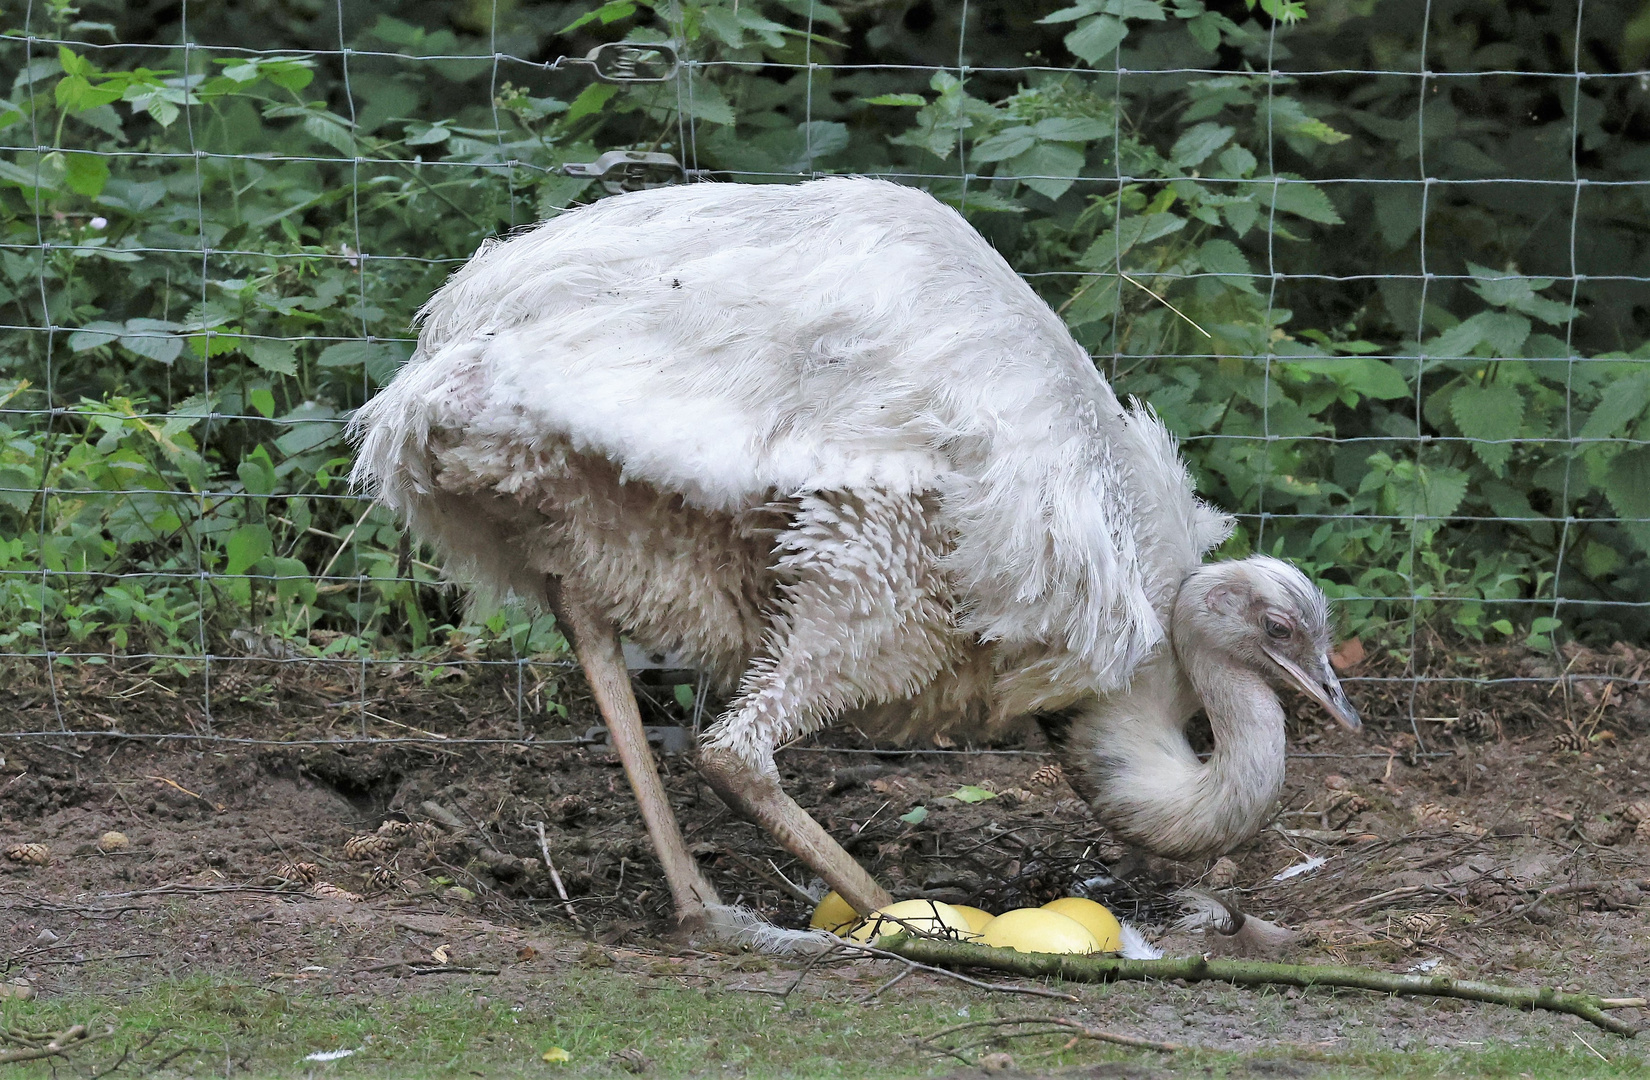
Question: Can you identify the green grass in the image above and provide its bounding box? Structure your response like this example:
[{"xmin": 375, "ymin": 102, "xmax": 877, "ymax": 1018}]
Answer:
[{"xmin": 0, "ymin": 976, "xmax": 1642, "ymax": 1078}]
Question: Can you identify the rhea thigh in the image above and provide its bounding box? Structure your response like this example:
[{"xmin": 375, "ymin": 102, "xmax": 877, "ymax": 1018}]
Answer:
[{"xmin": 701, "ymin": 488, "xmax": 961, "ymax": 768}]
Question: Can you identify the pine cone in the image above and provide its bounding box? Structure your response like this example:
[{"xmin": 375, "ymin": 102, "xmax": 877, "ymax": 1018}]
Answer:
[
  {"xmin": 275, "ymin": 861, "xmax": 321, "ymax": 884},
  {"xmin": 1399, "ymin": 911, "xmax": 1445, "ymax": 939},
  {"xmin": 551, "ymin": 793, "xmax": 589, "ymax": 825},
  {"xmin": 310, "ymin": 882, "xmax": 363, "ymax": 902},
  {"xmin": 1551, "ymin": 730, "xmax": 1588, "ymax": 753},
  {"xmin": 1205, "ymin": 856, "xmax": 1241, "ymax": 889},
  {"xmin": 4, "ymin": 843, "xmax": 49, "ymax": 866},
  {"xmin": 377, "ymin": 820, "xmax": 415, "ymax": 839},
  {"xmin": 367, "ymin": 865, "xmax": 397, "ymax": 891},
  {"xmin": 1619, "ymin": 801, "xmax": 1650, "ymax": 826},
  {"xmin": 1454, "ymin": 708, "xmax": 1499, "ymax": 741},
  {"xmin": 343, "ymin": 833, "xmax": 396, "ymax": 861},
  {"xmin": 1410, "ymin": 802, "xmax": 1451, "ymax": 828},
  {"xmin": 1030, "ymin": 763, "xmax": 1064, "ymax": 788},
  {"xmin": 1636, "ymin": 818, "xmax": 1650, "ymax": 845}
]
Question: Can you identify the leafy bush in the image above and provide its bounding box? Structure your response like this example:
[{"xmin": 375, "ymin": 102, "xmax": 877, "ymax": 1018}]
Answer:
[{"xmin": 0, "ymin": 0, "xmax": 1644, "ymax": 667}]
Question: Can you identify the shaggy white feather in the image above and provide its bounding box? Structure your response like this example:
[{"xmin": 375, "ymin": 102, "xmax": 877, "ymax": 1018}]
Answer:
[{"xmin": 352, "ymin": 178, "xmax": 1230, "ymax": 691}]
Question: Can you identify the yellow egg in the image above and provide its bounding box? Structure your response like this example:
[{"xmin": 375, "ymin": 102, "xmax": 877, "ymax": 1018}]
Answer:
[
  {"xmin": 846, "ymin": 899, "xmax": 972, "ymax": 943},
  {"xmin": 978, "ymin": 907, "xmax": 1100, "ymax": 954},
  {"xmin": 949, "ymin": 905, "xmax": 997, "ymax": 936},
  {"xmin": 1040, "ymin": 896, "xmax": 1122, "ymax": 952},
  {"xmin": 808, "ymin": 890, "xmax": 861, "ymax": 933}
]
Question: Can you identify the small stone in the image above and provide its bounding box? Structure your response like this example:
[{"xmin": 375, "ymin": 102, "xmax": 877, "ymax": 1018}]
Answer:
[
  {"xmin": 978, "ymin": 1052, "xmax": 1015, "ymax": 1072},
  {"xmin": 97, "ymin": 831, "xmax": 130, "ymax": 853}
]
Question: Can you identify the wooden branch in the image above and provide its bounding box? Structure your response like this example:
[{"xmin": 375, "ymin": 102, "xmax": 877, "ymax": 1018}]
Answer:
[
  {"xmin": 880, "ymin": 936, "xmax": 1642, "ymax": 1038},
  {"xmin": 843, "ymin": 942, "xmax": 1078, "ymax": 1002},
  {"xmin": 917, "ymin": 1016, "xmax": 1182, "ymax": 1054},
  {"xmin": 0, "ymin": 1024, "xmax": 114, "ymax": 1063}
]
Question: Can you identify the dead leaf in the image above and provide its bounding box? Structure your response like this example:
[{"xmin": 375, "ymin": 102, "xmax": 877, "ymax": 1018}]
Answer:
[
  {"xmin": 430, "ymin": 944, "xmax": 450, "ymax": 964},
  {"xmin": 516, "ymin": 944, "xmax": 539, "ymax": 963},
  {"xmin": 1330, "ymin": 637, "xmax": 1365, "ymax": 671}
]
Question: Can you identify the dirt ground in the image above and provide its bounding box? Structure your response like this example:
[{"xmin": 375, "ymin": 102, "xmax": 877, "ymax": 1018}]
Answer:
[{"xmin": 0, "ymin": 638, "xmax": 1647, "ymax": 1074}]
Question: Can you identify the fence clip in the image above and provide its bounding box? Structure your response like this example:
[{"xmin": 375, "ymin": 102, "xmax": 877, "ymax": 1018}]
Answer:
[
  {"xmin": 562, "ymin": 150, "xmax": 686, "ymax": 193},
  {"xmin": 556, "ymin": 41, "xmax": 679, "ymax": 83}
]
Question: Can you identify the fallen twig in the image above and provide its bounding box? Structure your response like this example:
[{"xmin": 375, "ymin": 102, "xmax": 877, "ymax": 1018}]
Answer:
[
  {"xmin": 0, "ymin": 1023, "xmax": 115, "ymax": 1063},
  {"xmin": 841, "ymin": 941, "xmax": 1078, "ymax": 1003},
  {"xmin": 534, "ymin": 821, "xmax": 583, "ymax": 927},
  {"xmin": 143, "ymin": 776, "xmax": 224, "ymax": 812},
  {"xmin": 880, "ymin": 936, "xmax": 1642, "ymax": 1037},
  {"xmin": 916, "ymin": 1015, "xmax": 1182, "ymax": 1056},
  {"xmin": 1489, "ymin": 878, "xmax": 1650, "ymax": 926}
]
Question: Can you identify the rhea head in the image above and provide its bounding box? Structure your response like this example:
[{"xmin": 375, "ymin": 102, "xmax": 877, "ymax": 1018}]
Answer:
[{"xmin": 1173, "ymin": 555, "xmax": 1361, "ymax": 731}]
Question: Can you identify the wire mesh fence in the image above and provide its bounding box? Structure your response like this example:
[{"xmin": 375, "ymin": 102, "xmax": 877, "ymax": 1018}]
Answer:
[{"xmin": 0, "ymin": 0, "xmax": 1644, "ymax": 756}]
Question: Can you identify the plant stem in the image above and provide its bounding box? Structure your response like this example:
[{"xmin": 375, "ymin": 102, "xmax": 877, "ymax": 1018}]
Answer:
[{"xmin": 880, "ymin": 936, "xmax": 1642, "ymax": 1038}]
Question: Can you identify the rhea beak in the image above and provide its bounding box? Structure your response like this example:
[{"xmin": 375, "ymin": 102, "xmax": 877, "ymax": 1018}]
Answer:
[{"xmin": 1265, "ymin": 649, "xmax": 1362, "ymax": 731}]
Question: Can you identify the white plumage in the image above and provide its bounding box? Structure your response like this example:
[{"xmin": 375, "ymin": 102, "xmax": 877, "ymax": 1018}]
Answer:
[{"xmin": 350, "ymin": 177, "xmax": 1359, "ymax": 932}]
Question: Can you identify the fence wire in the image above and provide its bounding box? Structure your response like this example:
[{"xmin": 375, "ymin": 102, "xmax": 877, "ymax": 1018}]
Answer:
[{"xmin": 0, "ymin": 0, "xmax": 1645, "ymax": 762}]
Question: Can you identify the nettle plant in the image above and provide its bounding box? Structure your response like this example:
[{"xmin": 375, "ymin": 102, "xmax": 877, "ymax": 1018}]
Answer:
[{"xmin": 0, "ymin": 0, "xmax": 1643, "ymax": 668}]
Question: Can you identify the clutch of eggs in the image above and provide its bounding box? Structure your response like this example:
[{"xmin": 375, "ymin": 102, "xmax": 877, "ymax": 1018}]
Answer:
[{"xmin": 809, "ymin": 892, "xmax": 1124, "ymax": 954}]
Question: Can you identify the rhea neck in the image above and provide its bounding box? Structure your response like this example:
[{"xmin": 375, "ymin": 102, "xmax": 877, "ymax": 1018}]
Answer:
[{"xmin": 1070, "ymin": 627, "xmax": 1287, "ymax": 862}]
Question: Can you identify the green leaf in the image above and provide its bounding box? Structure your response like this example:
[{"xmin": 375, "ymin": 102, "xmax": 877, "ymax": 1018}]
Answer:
[
  {"xmin": 1005, "ymin": 142, "xmax": 1086, "ymax": 201},
  {"xmin": 1476, "ymin": 312, "xmax": 1531, "ymax": 356},
  {"xmin": 672, "ymin": 683, "xmax": 694, "ymax": 710},
  {"xmin": 248, "ymin": 387, "xmax": 276, "ymax": 419},
  {"xmin": 225, "ymin": 523, "xmax": 273, "ymax": 577},
  {"xmin": 1578, "ymin": 373, "xmax": 1650, "ymax": 440},
  {"xmin": 1196, "ymin": 238, "xmax": 1255, "ymax": 293},
  {"xmin": 898, "ymin": 806, "xmax": 929, "ymax": 825},
  {"xmin": 62, "ymin": 152, "xmax": 109, "ymax": 197},
  {"xmin": 1465, "ymin": 262, "xmax": 1552, "ymax": 309},
  {"xmin": 1064, "ymin": 15, "xmax": 1128, "ymax": 65},
  {"xmin": 861, "ymin": 93, "xmax": 926, "ymax": 106},
  {"xmin": 1284, "ymin": 356, "xmax": 1410, "ymax": 401},
  {"xmin": 302, "ymin": 112, "xmax": 355, "ymax": 154},
  {"xmin": 237, "ymin": 451, "xmax": 277, "ymax": 496},
  {"xmin": 1171, "ymin": 122, "xmax": 1233, "ymax": 168},
  {"xmin": 1396, "ymin": 465, "xmax": 1469, "ymax": 520},
  {"xmin": 1449, "ymin": 382, "xmax": 1524, "ymax": 471},
  {"xmin": 1032, "ymin": 117, "xmax": 1111, "ymax": 142},
  {"xmin": 68, "ymin": 321, "xmax": 123, "ymax": 351},
  {"xmin": 1264, "ymin": 180, "xmax": 1342, "ymax": 224},
  {"xmin": 947, "ymin": 785, "xmax": 998, "ymax": 804},
  {"xmin": 1604, "ymin": 447, "xmax": 1650, "ymax": 554},
  {"xmin": 268, "ymin": 556, "xmax": 316, "ymax": 605},
  {"xmin": 971, "ymin": 126, "xmax": 1038, "ymax": 164},
  {"xmin": 115, "ymin": 319, "xmax": 182, "ymax": 365},
  {"xmin": 565, "ymin": 83, "xmax": 617, "ymax": 125},
  {"xmin": 1080, "ymin": 212, "xmax": 1187, "ymax": 268},
  {"xmin": 1215, "ymin": 145, "xmax": 1256, "ymax": 178},
  {"xmin": 248, "ymin": 339, "xmax": 298, "ymax": 376}
]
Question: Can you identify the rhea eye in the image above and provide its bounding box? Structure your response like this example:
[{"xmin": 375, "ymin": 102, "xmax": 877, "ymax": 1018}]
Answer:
[{"xmin": 1264, "ymin": 617, "xmax": 1292, "ymax": 640}]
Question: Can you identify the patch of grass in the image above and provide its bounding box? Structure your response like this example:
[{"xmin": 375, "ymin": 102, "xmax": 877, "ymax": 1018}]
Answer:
[{"xmin": 0, "ymin": 977, "xmax": 1642, "ymax": 1078}]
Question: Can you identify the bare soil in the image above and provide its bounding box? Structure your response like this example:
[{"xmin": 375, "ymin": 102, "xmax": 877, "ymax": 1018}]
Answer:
[{"xmin": 0, "ymin": 639, "xmax": 1647, "ymax": 1072}]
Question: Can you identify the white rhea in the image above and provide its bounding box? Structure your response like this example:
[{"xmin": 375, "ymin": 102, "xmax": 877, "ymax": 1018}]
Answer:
[{"xmin": 350, "ymin": 177, "xmax": 1360, "ymax": 934}]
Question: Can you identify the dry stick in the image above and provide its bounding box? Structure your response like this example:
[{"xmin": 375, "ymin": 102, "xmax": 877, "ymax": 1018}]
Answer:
[
  {"xmin": 533, "ymin": 821, "xmax": 582, "ymax": 927},
  {"xmin": 844, "ymin": 942, "xmax": 1078, "ymax": 1003},
  {"xmin": 881, "ymin": 937, "xmax": 1642, "ymax": 1038},
  {"xmin": 916, "ymin": 1016, "xmax": 1182, "ymax": 1055},
  {"xmin": 0, "ymin": 1024, "xmax": 113, "ymax": 1064},
  {"xmin": 1488, "ymin": 877, "xmax": 1650, "ymax": 925}
]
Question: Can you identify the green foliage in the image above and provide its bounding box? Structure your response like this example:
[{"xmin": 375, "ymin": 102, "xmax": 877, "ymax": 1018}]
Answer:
[{"xmin": 0, "ymin": 0, "xmax": 1644, "ymax": 666}]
